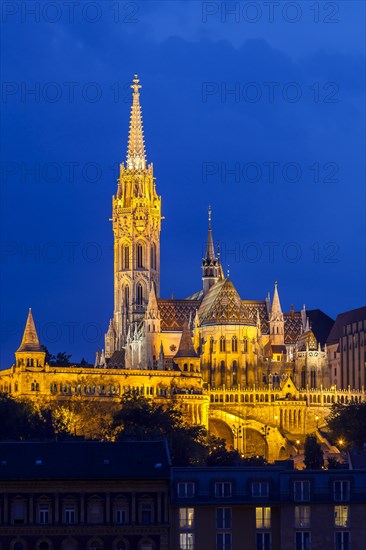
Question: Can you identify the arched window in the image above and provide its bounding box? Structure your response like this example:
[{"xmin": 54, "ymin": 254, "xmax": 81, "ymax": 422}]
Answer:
[
  {"xmin": 209, "ymin": 337, "xmax": 214, "ymax": 353},
  {"xmin": 123, "ymin": 246, "xmax": 130, "ymax": 270},
  {"xmin": 231, "ymin": 336, "xmax": 238, "ymax": 352},
  {"xmin": 124, "ymin": 286, "xmax": 130, "ymax": 310},
  {"xmin": 137, "ymin": 244, "xmax": 143, "ymax": 268},
  {"xmin": 232, "ymin": 361, "xmax": 238, "ymax": 386},
  {"xmin": 39, "ymin": 542, "xmax": 50, "ymax": 550},
  {"xmin": 220, "ymin": 361, "xmax": 225, "ymax": 386},
  {"xmin": 88, "ymin": 540, "xmax": 101, "ymax": 550},
  {"xmin": 137, "ymin": 284, "xmax": 143, "ymax": 306},
  {"xmin": 243, "ymin": 338, "xmax": 248, "ymax": 353},
  {"xmin": 115, "ymin": 541, "xmax": 128, "ymax": 550},
  {"xmin": 220, "ymin": 337, "xmax": 226, "ymax": 353},
  {"xmin": 150, "ymin": 243, "xmax": 157, "ymax": 270},
  {"xmin": 13, "ymin": 542, "xmax": 25, "ymax": 550}
]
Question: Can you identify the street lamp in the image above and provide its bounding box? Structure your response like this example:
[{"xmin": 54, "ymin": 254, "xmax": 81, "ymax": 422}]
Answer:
[
  {"xmin": 315, "ymin": 415, "xmax": 319, "ymax": 429},
  {"xmin": 261, "ymin": 425, "xmax": 271, "ymax": 461},
  {"xmin": 296, "ymin": 439, "xmax": 300, "ymax": 455},
  {"xmin": 232, "ymin": 425, "xmax": 243, "ymax": 452}
]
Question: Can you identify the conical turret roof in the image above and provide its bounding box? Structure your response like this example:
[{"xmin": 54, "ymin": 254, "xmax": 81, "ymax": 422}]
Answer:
[{"xmin": 17, "ymin": 309, "xmax": 42, "ymax": 352}]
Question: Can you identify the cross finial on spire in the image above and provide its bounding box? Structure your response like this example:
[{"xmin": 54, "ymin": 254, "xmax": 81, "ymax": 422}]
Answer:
[
  {"xmin": 208, "ymin": 204, "xmax": 212, "ymax": 229},
  {"xmin": 227, "ymin": 264, "xmax": 230, "ymax": 278}
]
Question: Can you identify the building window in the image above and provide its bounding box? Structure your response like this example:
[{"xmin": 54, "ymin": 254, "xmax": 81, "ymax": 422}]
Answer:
[
  {"xmin": 39, "ymin": 506, "xmax": 49, "ymax": 525},
  {"xmin": 115, "ymin": 508, "xmax": 128, "ymax": 524},
  {"xmin": 295, "ymin": 532, "xmax": 311, "ymax": 550},
  {"xmin": 89, "ymin": 541, "xmax": 101, "ymax": 550},
  {"xmin": 215, "ymin": 482, "xmax": 232, "ymax": 498},
  {"xmin": 88, "ymin": 500, "xmax": 103, "ymax": 524},
  {"xmin": 256, "ymin": 533, "xmax": 271, "ymax": 550},
  {"xmin": 252, "ymin": 482, "xmax": 269, "ymax": 498},
  {"xmin": 294, "ymin": 481, "xmax": 310, "ymax": 502},
  {"xmin": 150, "ymin": 243, "xmax": 157, "ymax": 270},
  {"xmin": 243, "ymin": 338, "xmax": 248, "ymax": 353},
  {"xmin": 140, "ymin": 503, "xmax": 153, "ymax": 524},
  {"xmin": 12, "ymin": 500, "xmax": 27, "ymax": 525},
  {"xmin": 216, "ymin": 508, "xmax": 231, "ymax": 529},
  {"xmin": 178, "ymin": 482, "xmax": 195, "ymax": 498},
  {"xmin": 123, "ymin": 246, "xmax": 130, "ymax": 270},
  {"xmin": 137, "ymin": 244, "xmax": 143, "ymax": 268},
  {"xmin": 335, "ymin": 532, "xmax": 350, "ymax": 550},
  {"xmin": 136, "ymin": 283, "xmax": 143, "ymax": 306},
  {"xmin": 256, "ymin": 507, "xmax": 271, "ymax": 529},
  {"xmin": 124, "ymin": 286, "xmax": 130, "ymax": 310},
  {"xmin": 220, "ymin": 337, "xmax": 226, "ymax": 352},
  {"xmin": 335, "ymin": 506, "xmax": 349, "ymax": 527},
  {"xmin": 64, "ymin": 507, "xmax": 76, "ymax": 524},
  {"xmin": 115, "ymin": 541, "xmax": 128, "ymax": 550},
  {"xmin": 216, "ymin": 533, "xmax": 231, "ymax": 550},
  {"xmin": 231, "ymin": 337, "xmax": 237, "ymax": 352},
  {"xmin": 38, "ymin": 543, "xmax": 50, "ymax": 550},
  {"xmin": 179, "ymin": 508, "xmax": 194, "ymax": 529},
  {"xmin": 333, "ymin": 481, "xmax": 350, "ymax": 502},
  {"xmin": 12, "ymin": 543, "xmax": 25, "ymax": 550},
  {"xmin": 294, "ymin": 506, "xmax": 310, "ymax": 528},
  {"xmin": 179, "ymin": 533, "xmax": 194, "ymax": 550}
]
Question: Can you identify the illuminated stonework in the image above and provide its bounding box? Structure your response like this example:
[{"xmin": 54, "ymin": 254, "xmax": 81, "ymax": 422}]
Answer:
[{"xmin": 2, "ymin": 75, "xmax": 365, "ymax": 460}]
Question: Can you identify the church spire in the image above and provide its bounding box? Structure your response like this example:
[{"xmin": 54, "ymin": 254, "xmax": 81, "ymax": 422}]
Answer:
[
  {"xmin": 126, "ymin": 74, "xmax": 146, "ymax": 170},
  {"xmin": 17, "ymin": 308, "xmax": 42, "ymax": 352},
  {"xmin": 205, "ymin": 205, "xmax": 215, "ymax": 260},
  {"xmin": 271, "ymin": 280, "xmax": 283, "ymax": 318},
  {"xmin": 202, "ymin": 206, "xmax": 220, "ymax": 295}
]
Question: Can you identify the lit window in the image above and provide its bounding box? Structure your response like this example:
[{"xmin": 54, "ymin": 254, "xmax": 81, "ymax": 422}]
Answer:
[
  {"xmin": 216, "ymin": 508, "xmax": 231, "ymax": 529},
  {"xmin": 215, "ymin": 482, "xmax": 232, "ymax": 498},
  {"xmin": 335, "ymin": 531, "xmax": 350, "ymax": 550},
  {"xmin": 179, "ymin": 507, "xmax": 194, "ymax": 529},
  {"xmin": 179, "ymin": 532, "xmax": 194, "ymax": 550},
  {"xmin": 178, "ymin": 482, "xmax": 195, "ymax": 498},
  {"xmin": 216, "ymin": 533, "xmax": 231, "ymax": 550},
  {"xmin": 256, "ymin": 532, "xmax": 271, "ymax": 550},
  {"xmin": 220, "ymin": 337, "xmax": 226, "ymax": 352},
  {"xmin": 231, "ymin": 337, "xmax": 238, "ymax": 352},
  {"xmin": 333, "ymin": 481, "xmax": 350, "ymax": 502},
  {"xmin": 295, "ymin": 532, "xmax": 311, "ymax": 550},
  {"xmin": 294, "ymin": 506, "xmax": 310, "ymax": 528},
  {"xmin": 335, "ymin": 506, "xmax": 349, "ymax": 527},
  {"xmin": 294, "ymin": 481, "xmax": 310, "ymax": 502},
  {"xmin": 252, "ymin": 482, "xmax": 269, "ymax": 498},
  {"xmin": 256, "ymin": 507, "xmax": 271, "ymax": 529}
]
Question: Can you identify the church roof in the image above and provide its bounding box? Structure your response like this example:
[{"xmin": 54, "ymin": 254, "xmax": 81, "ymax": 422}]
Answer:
[
  {"xmin": 198, "ymin": 278, "xmax": 252, "ymax": 326},
  {"xmin": 158, "ymin": 299, "xmax": 201, "ymax": 331},
  {"xmin": 296, "ymin": 329, "xmax": 318, "ymax": 351},
  {"xmin": 17, "ymin": 309, "xmax": 43, "ymax": 353}
]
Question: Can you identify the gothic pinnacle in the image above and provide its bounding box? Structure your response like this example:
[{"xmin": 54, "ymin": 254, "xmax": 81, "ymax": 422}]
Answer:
[{"xmin": 126, "ymin": 74, "xmax": 146, "ymax": 171}]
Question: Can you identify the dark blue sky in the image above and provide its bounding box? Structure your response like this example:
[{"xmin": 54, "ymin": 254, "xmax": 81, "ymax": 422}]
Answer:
[{"xmin": 1, "ymin": 1, "xmax": 365, "ymax": 366}]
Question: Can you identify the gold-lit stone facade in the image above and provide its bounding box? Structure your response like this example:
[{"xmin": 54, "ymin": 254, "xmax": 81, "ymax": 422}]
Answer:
[{"xmin": 1, "ymin": 76, "xmax": 365, "ymax": 460}]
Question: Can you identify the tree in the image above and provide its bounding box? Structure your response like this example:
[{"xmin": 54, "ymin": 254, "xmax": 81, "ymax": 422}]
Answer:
[
  {"xmin": 40, "ymin": 347, "xmax": 72, "ymax": 366},
  {"xmin": 304, "ymin": 434, "xmax": 324, "ymax": 469},
  {"xmin": 112, "ymin": 393, "xmax": 211, "ymax": 466},
  {"xmin": 0, "ymin": 395, "xmax": 53, "ymax": 440},
  {"xmin": 327, "ymin": 402, "xmax": 366, "ymax": 450}
]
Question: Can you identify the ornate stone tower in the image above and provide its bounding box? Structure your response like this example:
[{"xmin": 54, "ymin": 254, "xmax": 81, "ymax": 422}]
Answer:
[
  {"xmin": 105, "ymin": 75, "xmax": 162, "ymax": 358},
  {"xmin": 15, "ymin": 309, "xmax": 46, "ymax": 369}
]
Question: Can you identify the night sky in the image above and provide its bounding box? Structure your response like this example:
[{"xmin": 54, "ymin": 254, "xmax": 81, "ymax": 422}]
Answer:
[{"xmin": 1, "ymin": 1, "xmax": 365, "ymax": 366}]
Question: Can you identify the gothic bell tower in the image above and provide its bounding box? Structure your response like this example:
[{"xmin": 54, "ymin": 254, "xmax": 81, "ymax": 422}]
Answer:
[{"xmin": 105, "ymin": 75, "xmax": 162, "ymax": 358}]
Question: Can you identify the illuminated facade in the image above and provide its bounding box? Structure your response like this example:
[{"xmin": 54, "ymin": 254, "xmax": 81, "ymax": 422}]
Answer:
[{"xmin": 1, "ymin": 76, "xmax": 365, "ymax": 460}]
